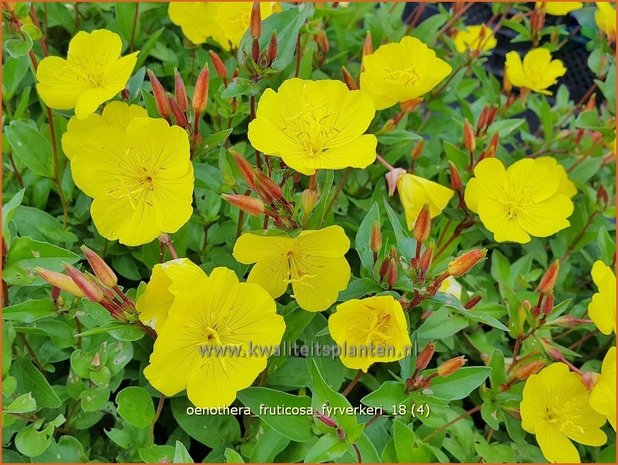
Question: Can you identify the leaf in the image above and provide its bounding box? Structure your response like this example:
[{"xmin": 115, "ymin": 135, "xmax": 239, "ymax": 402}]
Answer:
[
  {"xmin": 81, "ymin": 300, "xmax": 144, "ymax": 342},
  {"xmin": 138, "ymin": 445, "xmax": 176, "ymax": 463},
  {"xmin": 5, "ymin": 120, "xmax": 54, "ymax": 178},
  {"xmin": 2, "ymin": 298, "xmax": 56, "ymax": 323},
  {"xmin": 224, "ymin": 448, "xmax": 245, "ymax": 463},
  {"xmin": 432, "ymin": 292, "xmax": 509, "ymax": 331},
  {"xmin": 204, "ymin": 128, "xmax": 233, "ymax": 149},
  {"xmin": 2, "ymin": 188, "xmax": 25, "ymax": 242},
  {"xmin": 171, "ymin": 397, "xmax": 241, "ymax": 448},
  {"xmin": 13, "ymin": 206, "xmax": 78, "ymax": 243},
  {"xmin": 393, "ymin": 419, "xmax": 433, "ymax": 462},
  {"xmin": 427, "ymin": 367, "xmax": 492, "ymax": 401},
  {"xmin": 416, "ymin": 308, "xmax": 468, "ymax": 339},
  {"xmin": 115, "ymin": 2, "xmax": 139, "ymax": 44},
  {"xmin": 360, "ymin": 381, "xmax": 407, "ymax": 414},
  {"xmin": 4, "ymin": 32, "xmax": 33, "ymax": 58},
  {"xmin": 13, "ymin": 358, "xmax": 61, "ymax": 409},
  {"xmin": 354, "ymin": 202, "xmax": 380, "ymax": 277},
  {"xmin": 221, "ymin": 77, "xmax": 260, "ymax": 98},
  {"xmin": 80, "ymin": 386, "xmax": 110, "ymax": 413},
  {"xmin": 15, "ymin": 424, "xmax": 53, "ymax": 458},
  {"xmin": 2, "ymin": 236, "xmax": 80, "ymax": 286},
  {"xmin": 382, "ymin": 198, "xmax": 416, "ymax": 261},
  {"xmin": 304, "ymin": 432, "xmax": 347, "ymax": 463},
  {"xmin": 308, "ymin": 359, "xmax": 356, "ymax": 432},
  {"xmin": 4, "ymin": 392, "xmax": 37, "ymax": 414},
  {"xmin": 237, "ymin": 387, "xmax": 313, "ymax": 442},
  {"xmin": 116, "ymin": 386, "xmax": 155, "ymax": 428},
  {"xmin": 173, "ymin": 441, "xmax": 194, "ymax": 463}
]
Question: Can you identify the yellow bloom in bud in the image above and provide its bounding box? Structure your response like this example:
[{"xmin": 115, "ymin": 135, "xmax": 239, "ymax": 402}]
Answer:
[
  {"xmin": 588, "ymin": 260, "xmax": 616, "ymax": 335},
  {"xmin": 360, "ymin": 36, "xmax": 452, "ymax": 110},
  {"xmin": 589, "ymin": 347, "xmax": 616, "ymax": 430},
  {"xmin": 70, "ymin": 117, "xmax": 194, "ymax": 246},
  {"xmin": 536, "ymin": 2, "xmax": 583, "ymax": 15},
  {"xmin": 248, "ymin": 78, "xmax": 377, "ymax": 175},
  {"xmin": 136, "ymin": 258, "xmax": 205, "ymax": 333},
  {"xmin": 62, "ymin": 101, "xmax": 148, "ymax": 161},
  {"xmin": 36, "ymin": 267, "xmax": 85, "ymax": 298},
  {"xmin": 233, "ymin": 226, "xmax": 351, "ymax": 312},
  {"xmin": 36, "ymin": 30, "xmax": 138, "ymax": 119},
  {"xmin": 465, "ymin": 158, "xmax": 574, "ymax": 243},
  {"xmin": 144, "ymin": 266, "xmax": 285, "ymax": 408},
  {"xmin": 595, "ymin": 2, "xmax": 617, "ymax": 36},
  {"xmin": 328, "ymin": 295, "xmax": 411, "ymax": 372},
  {"xmin": 454, "ymin": 25, "xmax": 497, "ymax": 53},
  {"xmin": 520, "ymin": 363, "xmax": 607, "ymax": 463},
  {"xmin": 168, "ymin": 2, "xmax": 279, "ymax": 50},
  {"xmin": 448, "ymin": 249, "xmax": 487, "ymax": 277},
  {"xmin": 439, "ymin": 276, "xmax": 462, "ymax": 299},
  {"xmin": 437, "ymin": 355, "xmax": 466, "ymax": 377},
  {"xmin": 505, "ymin": 48, "xmax": 566, "ymax": 95},
  {"xmin": 397, "ymin": 174, "xmax": 454, "ymax": 230}
]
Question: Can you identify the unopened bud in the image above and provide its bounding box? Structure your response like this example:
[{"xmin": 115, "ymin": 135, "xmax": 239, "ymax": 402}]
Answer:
[
  {"xmin": 413, "ymin": 204, "xmax": 431, "ymax": 243},
  {"xmin": 174, "ymin": 69, "xmax": 188, "ymax": 113},
  {"xmin": 221, "ymin": 194, "xmax": 265, "ymax": 216},
  {"xmin": 582, "ymin": 371, "xmax": 599, "ymax": 391},
  {"xmin": 416, "ymin": 341, "xmax": 436, "ymax": 371},
  {"xmin": 362, "ymin": 31, "xmax": 373, "ymax": 57},
  {"xmin": 209, "ymin": 50, "xmax": 228, "ymax": 83},
  {"xmin": 314, "ymin": 30, "xmax": 329, "ymax": 53},
  {"xmin": 400, "ymin": 98, "xmax": 421, "ymax": 113},
  {"xmin": 463, "ymin": 119, "xmax": 476, "ymax": 153},
  {"xmin": 488, "ymin": 131, "xmax": 500, "ymax": 153},
  {"xmin": 92, "ymin": 352, "xmax": 101, "ymax": 368},
  {"xmin": 531, "ymin": 8, "xmax": 545, "ymax": 34},
  {"xmin": 386, "ymin": 257, "xmax": 398, "ymax": 288},
  {"xmin": 537, "ymin": 260, "xmax": 559, "ymax": 294},
  {"xmin": 585, "ymin": 93, "xmax": 597, "ymax": 112},
  {"xmin": 369, "ymin": 223, "xmax": 382, "ymax": 254},
  {"xmin": 51, "ymin": 286, "xmax": 62, "ymax": 301},
  {"xmin": 229, "ymin": 150, "xmax": 257, "ymax": 190},
  {"xmin": 545, "ymin": 345, "xmax": 562, "ymax": 362},
  {"xmin": 64, "ymin": 264, "xmax": 104, "ymax": 303},
  {"xmin": 85, "ymin": 272, "xmax": 116, "ymax": 301},
  {"xmin": 486, "ymin": 106, "xmax": 498, "ymax": 127},
  {"xmin": 464, "ymin": 295, "xmax": 482, "ymax": 309},
  {"xmin": 411, "ymin": 139, "xmax": 425, "ymax": 161},
  {"xmin": 448, "ymin": 162, "xmax": 462, "ymax": 192},
  {"xmin": 168, "ymin": 95, "xmax": 189, "ymax": 128},
  {"xmin": 250, "ymin": 1, "xmax": 261, "ymax": 40},
  {"xmin": 341, "ymin": 66, "xmax": 358, "ymax": 90},
  {"xmin": 596, "ymin": 185, "xmax": 609, "ymax": 209},
  {"xmin": 192, "ymin": 65, "xmax": 210, "ymax": 115},
  {"xmin": 267, "ymin": 31, "xmax": 278, "ymax": 65},
  {"xmin": 418, "ymin": 245, "xmax": 433, "ymax": 275},
  {"xmin": 36, "ymin": 267, "xmax": 84, "ymax": 298},
  {"xmin": 437, "ymin": 356, "xmax": 467, "ymax": 377},
  {"xmin": 477, "ymin": 106, "xmax": 490, "ymax": 134},
  {"xmin": 379, "ymin": 257, "xmax": 391, "ymax": 280},
  {"xmin": 81, "ymin": 246, "xmax": 117, "ymax": 288},
  {"xmin": 514, "ymin": 360, "xmax": 544, "ymax": 381},
  {"xmin": 148, "ymin": 70, "xmax": 170, "ymax": 119},
  {"xmin": 301, "ymin": 189, "xmax": 318, "ymax": 216},
  {"xmin": 541, "ymin": 292, "xmax": 554, "ymax": 316},
  {"xmin": 315, "ymin": 412, "xmax": 337, "ymax": 428},
  {"xmin": 503, "ymin": 72, "xmax": 512, "ymax": 92},
  {"xmin": 447, "ymin": 249, "xmax": 487, "ymax": 277},
  {"xmin": 255, "ymin": 171, "xmax": 284, "ymax": 204}
]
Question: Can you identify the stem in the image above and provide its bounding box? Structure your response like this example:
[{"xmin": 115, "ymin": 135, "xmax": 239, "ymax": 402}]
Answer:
[
  {"xmin": 46, "ymin": 105, "xmax": 69, "ymax": 228},
  {"xmin": 19, "ymin": 333, "xmax": 47, "ymax": 376},
  {"xmin": 352, "ymin": 443, "xmax": 363, "ymax": 463},
  {"xmin": 568, "ymin": 330, "xmax": 598, "ymax": 350},
  {"xmin": 375, "ymin": 154, "xmax": 395, "ymax": 171},
  {"xmin": 129, "ymin": 3, "xmax": 139, "ymax": 52},
  {"xmin": 7, "ymin": 150, "xmax": 24, "ymax": 188},
  {"xmin": 422, "ymin": 404, "xmax": 481, "ymax": 441},
  {"xmin": 342, "ymin": 369, "xmax": 363, "ymax": 397},
  {"xmin": 295, "ymin": 33, "xmax": 302, "ymax": 77},
  {"xmin": 323, "ymin": 168, "xmax": 351, "ymax": 221},
  {"xmin": 561, "ymin": 211, "xmax": 599, "ymax": 261}
]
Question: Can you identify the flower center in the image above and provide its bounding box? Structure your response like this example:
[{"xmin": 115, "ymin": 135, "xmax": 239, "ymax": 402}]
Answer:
[
  {"xmin": 283, "ymin": 105, "xmax": 340, "ymax": 158},
  {"xmin": 386, "ymin": 67, "xmax": 421, "ymax": 87},
  {"xmin": 202, "ymin": 326, "xmax": 222, "ymax": 346},
  {"xmin": 108, "ymin": 150, "xmax": 160, "ymax": 209}
]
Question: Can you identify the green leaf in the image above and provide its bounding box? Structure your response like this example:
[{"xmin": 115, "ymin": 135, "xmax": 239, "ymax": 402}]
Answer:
[
  {"xmin": 14, "ymin": 424, "xmax": 53, "ymax": 458},
  {"xmin": 224, "ymin": 448, "xmax": 244, "ymax": 463},
  {"xmin": 13, "ymin": 358, "xmax": 61, "ymax": 408},
  {"xmin": 221, "ymin": 78, "xmax": 260, "ymax": 98},
  {"xmin": 4, "ymin": 393, "xmax": 37, "ymax": 414},
  {"xmin": 116, "ymin": 387, "xmax": 155, "ymax": 428},
  {"xmin": 13, "ymin": 206, "xmax": 78, "ymax": 243},
  {"xmin": 2, "ymin": 298, "xmax": 56, "ymax": 323},
  {"xmin": 81, "ymin": 300, "xmax": 144, "ymax": 342},
  {"xmin": 2, "ymin": 188, "xmax": 25, "ymax": 242},
  {"xmin": 79, "ymin": 386, "xmax": 110, "ymax": 412},
  {"xmin": 2, "ymin": 236, "xmax": 80, "ymax": 286},
  {"xmin": 138, "ymin": 445, "xmax": 176, "ymax": 463},
  {"xmin": 204, "ymin": 128, "xmax": 233, "ymax": 149},
  {"xmin": 304, "ymin": 432, "xmax": 347, "ymax": 463},
  {"xmin": 416, "ymin": 308, "xmax": 468, "ymax": 339},
  {"xmin": 237, "ymin": 387, "xmax": 313, "ymax": 442},
  {"xmin": 308, "ymin": 359, "xmax": 356, "ymax": 432},
  {"xmin": 393, "ymin": 419, "xmax": 433, "ymax": 462},
  {"xmin": 360, "ymin": 381, "xmax": 407, "ymax": 414},
  {"xmin": 32, "ymin": 436, "xmax": 87, "ymax": 463},
  {"xmin": 171, "ymin": 397, "xmax": 241, "ymax": 448},
  {"xmin": 115, "ymin": 2, "xmax": 139, "ymax": 44},
  {"xmin": 428, "ymin": 367, "xmax": 491, "ymax": 401},
  {"xmin": 354, "ymin": 202, "xmax": 380, "ymax": 277},
  {"xmin": 173, "ymin": 441, "xmax": 194, "ymax": 463},
  {"xmin": 5, "ymin": 120, "xmax": 54, "ymax": 178},
  {"xmin": 383, "ymin": 198, "xmax": 416, "ymax": 261},
  {"xmin": 4, "ymin": 33, "xmax": 33, "ymax": 58}
]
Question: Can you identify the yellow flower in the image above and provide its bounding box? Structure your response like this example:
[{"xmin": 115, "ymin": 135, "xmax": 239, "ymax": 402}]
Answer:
[
  {"xmin": 521, "ymin": 363, "xmax": 607, "ymax": 463},
  {"xmin": 328, "ymin": 295, "xmax": 411, "ymax": 372},
  {"xmin": 397, "ymin": 174, "xmax": 454, "ymax": 230},
  {"xmin": 590, "ymin": 347, "xmax": 616, "ymax": 430},
  {"xmin": 232, "ymin": 226, "xmax": 351, "ymax": 311},
  {"xmin": 536, "ymin": 157, "xmax": 577, "ymax": 198},
  {"xmin": 464, "ymin": 158, "xmax": 574, "ymax": 243},
  {"xmin": 168, "ymin": 2, "xmax": 279, "ymax": 50},
  {"xmin": 588, "ymin": 260, "xmax": 616, "ymax": 335},
  {"xmin": 70, "ymin": 117, "xmax": 194, "ymax": 246},
  {"xmin": 535, "ymin": 2, "xmax": 583, "ymax": 15},
  {"xmin": 36, "ymin": 30, "xmax": 138, "ymax": 119},
  {"xmin": 595, "ymin": 2, "xmax": 617, "ymax": 37},
  {"xmin": 453, "ymin": 25, "xmax": 497, "ymax": 54},
  {"xmin": 136, "ymin": 258, "xmax": 206, "ymax": 333},
  {"xmin": 360, "ymin": 36, "xmax": 452, "ymax": 110},
  {"xmin": 61, "ymin": 101, "xmax": 147, "ymax": 161},
  {"xmin": 505, "ymin": 48, "xmax": 566, "ymax": 95},
  {"xmin": 143, "ymin": 267, "xmax": 285, "ymax": 408},
  {"xmin": 248, "ymin": 78, "xmax": 377, "ymax": 175}
]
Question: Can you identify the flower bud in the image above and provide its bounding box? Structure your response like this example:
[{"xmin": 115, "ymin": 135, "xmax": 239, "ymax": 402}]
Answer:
[
  {"xmin": 545, "ymin": 344, "xmax": 563, "ymax": 362},
  {"xmin": 221, "ymin": 194, "xmax": 265, "ymax": 216},
  {"xmin": 92, "ymin": 352, "xmax": 101, "ymax": 368},
  {"xmin": 448, "ymin": 161, "xmax": 462, "ymax": 192},
  {"xmin": 370, "ymin": 222, "xmax": 382, "ymax": 254},
  {"xmin": 486, "ymin": 106, "xmax": 498, "ymax": 127},
  {"xmin": 192, "ymin": 64, "xmax": 210, "ymax": 115},
  {"xmin": 437, "ymin": 355, "xmax": 467, "ymax": 377},
  {"xmin": 447, "ymin": 249, "xmax": 487, "ymax": 277},
  {"xmin": 85, "ymin": 272, "xmax": 116, "ymax": 301},
  {"xmin": 209, "ymin": 50, "xmax": 228, "ymax": 83},
  {"xmin": 341, "ymin": 66, "xmax": 358, "ymax": 90},
  {"xmin": 411, "ymin": 139, "xmax": 425, "ymax": 162},
  {"xmin": 250, "ymin": 1, "xmax": 261, "ymax": 40},
  {"xmin": 168, "ymin": 94, "xmax": 189, "ymax": 129},
  {"xmin": 541, "ymin": 292, "xmax": 554, "ymax": 316},
  {"xmin": 514, "ymin": 360, "xmax": 544, "ymax": 381},
  {"xmin": 148, "ymin": 70, "xmax": 170, "ymax": 119},
  {"xmin": 229, "ymin": 150, "xmax": 257, "ymax": 190},
  {"xmin": 81, "ymin": 245, "xmax": 117, "ymax": 288},
  {"xmin": 267, "ymin": 31, "xmax": 278, "ymax": 66},
  {"xmin": 64, "ymin": 264, "xmax": 104, "ymax": 303},
  {"xmin": 314, "ymin": 30, "xmax": 329, "ymax": 53},
  {"xmin": 596, "ymin": 185, "xmax": 609, "ymax": 209},
  {"xmin": 582, "ymin": 371, "xmax": 599, "ymax": 391},
  {"xmin": 362, "ymin": 30, "xmax": 373, "ymax": 58},
  {"xmin": 464, "ymin": 295, "xmax": 482, "ymax": 309},
  {"xmin": 315, "ymin": 412, "xmax": 337, "ymax": 428},
  {"xmin": 301, "ymin": 189, "xmax": 318, "ymax": 216},
  {"xmin": 36, "ymin": 267, "xmax": 85, "ymax": 298},
  {"xmin": 463, "ymin": 119, "xmax": 476, "ymax": 153},
  {"xmin": 416, "ymin": 341, "xmax": 435, "ymax": 371},
  {"xmin": 503, "ymin": 72, "xmax": 512, "ymax": 93},
  {"xmin": 537, "ymin": 260, "xmax": 559, "ymax": 295},
  {"xmin": 379, "ymin": 257, "xmax": 391, "ymax": 280},
  {"xmin": 386, "ymin": 257, "xmax": 398, "ymax": 288},
  {"xmin": 413, "ymin": 204, "xmax": 431, "ymax": 244},
  {"xmin": 400, "ymin": 98, "xmax": 422, "ymax": 113},
  {"xmin": 255, "ymin": 171, "xmax": 284, "ymax": 204},
  {"xmin": 174, "ymin": 69, "xmax": 188, "ymax": 113},
  {"xmin": 418, "ymin": 245, "xmax": 433, "ymax": 275},
  {"xmin": 477, "ymin": 106, "xmax": 489, "ymax": 134},
  {"xmin": 488, "ymin": 131, "xmax": 500, "ymax": 154}
]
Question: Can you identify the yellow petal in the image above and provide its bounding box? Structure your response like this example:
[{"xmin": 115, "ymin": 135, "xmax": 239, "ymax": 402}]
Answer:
[
  {"xmin": 535, "ymin": 423, "xmax": 581, "ymax": 463},
  {"xmin": 36, "ymin": 56, "xmax": 88, "ymax": 110}
]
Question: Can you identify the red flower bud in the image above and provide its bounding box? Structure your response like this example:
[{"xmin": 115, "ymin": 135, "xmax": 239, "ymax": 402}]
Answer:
[
  {"xmin": 488, "ymin": 131, "xmax": 500, "ymax": 154},
  {"xmin": 537, "ymin": 260, "xmax": 559, "ymax": 295},
  {"xmin": 463, "ymin": 119, "xmax": 476, "ymax": 153},
  {"xmin": 363, "ymin": 30, "xmax": 373, "ymax": 58},
  {"xmin": 413, "ymin": 204, "xmax": 431, "ymax": 244},
  {"xmin": 437, "ymin": 356, "xmax": 467, "ymax": 377},
  {"xmin": 448, "ymin": 161, "xmax": 462, "ymax": 192},
  {"xmin": 64, "ymin": 264, "xmax": 104, "ymax": 303},
  {"xmin": 447, "ymin": 249, "xmax": 487, "ymax": 277},
  {"xmin": 255, "ymin": 171, "xmax": 284, "ymax": 204},
  {"xmin": 174, "ymin": 68, "xmax": 188, "ymax": 113},
  {"xmin": 341, "ymin": 66, "xmax": 358, "ymax": 90},
  {"xmin": 148, "ymin": 70, "xmax": 170, "ymax": 119},
  {"xmin": 386, "ymin": 257, "xmax": 398, "ymax": 288},
  {"xmin": 81, "ymin": 246, "xmax": 117, "ymax": 288},
  {"xmin": 370, "ymin": 222, "xmax": 382, "ymax": 254},
  {"xmin": 168, "ymin": 94, "xmax": 189, "ymax": 129},
  {"xmin": 209, "ymin": 50, "xmax": 228, "ymax": 83},
  {"xmin": 416, "ymin": 341, "xmax": 436, "ymax": 371},
  {"xmin": 36, "ymin": 267, "xmax": 85, "ymax": 298},
  {"xmin": 597, "ymin": 185, "xmax": 609, "ymax": 209},
  {"xmin": 267, "ymin": 31, "xmax": 278, "ymax": 66},
  {"xmin": 418, "ymin": 245, "xmax": 433, "ymax": 275},
  {"xmin": 250, "ymin": 1, "xmax": 261, "ymax": 40},
  {"xmin": 514, "ymin": 360, "xmax": 544, "ymax": 381},
  {"xmin": 229, "ymin": 150, "xmax": 257, "ymax": 190},
  {"xmin": 192, "ymin": 65, "xmax": 210, "ymax": 115},
  {"xmin": 221, "ymin": 194, "xmax": 265, "ymax": 216},
  {"xmin": 541, "ymin": 292, "xmax": 554, "ymax": 316},
  {"xmin": 314, "ymin": 30, "xmax": 329, "ymax": 53},
  {"xmin": 315, "ymin": 412, "xmax": 337, "ymax": 428},
  {"xmin": 464, "ymin": 295, "xmax": 482, "ymax": 309},
  {"xmin": 411, "ymin": 139, "xmax": 425, "ymax": 161}
]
